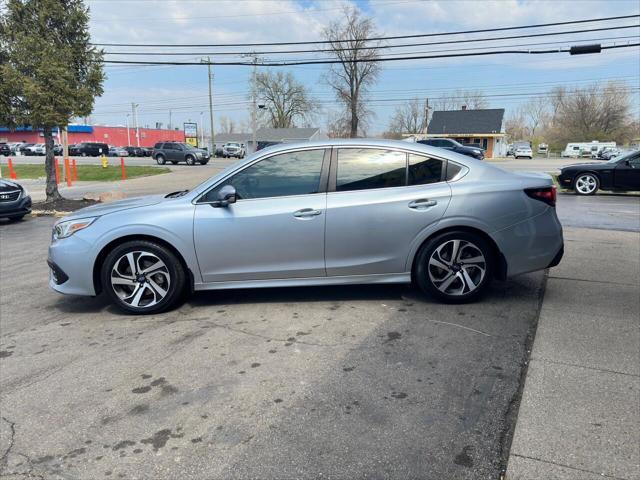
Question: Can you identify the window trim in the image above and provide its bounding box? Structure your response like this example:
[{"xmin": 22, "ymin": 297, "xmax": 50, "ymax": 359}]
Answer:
[
  {"xmin": 195, "ymin": 147, "xmax": 331, "ymax": 204},
  {"xmin": 328, "ymin": 146, "xmax": 450, "ymax": 194}
]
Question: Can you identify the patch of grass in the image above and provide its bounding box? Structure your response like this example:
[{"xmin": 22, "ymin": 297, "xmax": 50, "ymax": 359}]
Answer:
[{"xmin": 8, "ymin": 164, "xmax": 170, "ymax": 181}]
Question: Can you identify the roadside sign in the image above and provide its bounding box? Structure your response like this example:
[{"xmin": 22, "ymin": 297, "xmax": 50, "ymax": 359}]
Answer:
[{"xmin": 184, "ymin": 122, "xmax": 198, "ymax": 147}]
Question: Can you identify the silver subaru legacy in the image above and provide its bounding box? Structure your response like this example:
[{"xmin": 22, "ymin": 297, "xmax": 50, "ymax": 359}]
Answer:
[{"xmin": 48, "ymin": 139, "xmax": 563, "ymax": 314}]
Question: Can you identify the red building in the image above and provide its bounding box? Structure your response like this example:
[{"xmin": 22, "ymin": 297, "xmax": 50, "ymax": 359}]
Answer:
[{"xmin": 0, "ymin": 125, "xmax": 185, "ymax": 147}]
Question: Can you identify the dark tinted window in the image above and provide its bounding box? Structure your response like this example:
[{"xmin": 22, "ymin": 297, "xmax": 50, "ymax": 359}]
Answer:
[
  {"xmin": 203, "ymin": 149, "xmax": 325, "ymax": 201},
  {"xmin": 336, "ymin": 149, "xmax": 406, "ymax": 192},
  {"xmin": 154, "ymin": 143, "xmax": 164, "ymax": 149},
  {"xmin": 446, "ymin": 162, "xmax": 463, "ymax": 180},
  {"xmin": 408, "ymin": 154, "xmax": 444, "ymax": 185}
]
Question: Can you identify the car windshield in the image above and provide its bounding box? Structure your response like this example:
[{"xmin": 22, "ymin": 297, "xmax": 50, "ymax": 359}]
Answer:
[
  {"xmin": 608, "ymin": 150, "xmax": 636, "ymax": 163},
  {"xmin": 184, "ymin": 144, "xmax": 197, "ymax": 150},
  {"xmin": 227, "ymin": 143, "xmax": 240, "ymax": 147}
]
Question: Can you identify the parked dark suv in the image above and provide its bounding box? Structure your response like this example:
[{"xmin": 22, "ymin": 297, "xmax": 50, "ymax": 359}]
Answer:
[
  {"xmin": 417, "ymin": 138, "xmax": 484, "ymax": 160},
  {"xmin": 152, "ymin": 142, "xmax": 210, "ymax": 165},
  {"xmin": 0, "ymin": 143, "xmax": 10, "ymax": 156},
  {"xmin": 69, "ymin": 142, "xmax": 109, "ymax": 156}
]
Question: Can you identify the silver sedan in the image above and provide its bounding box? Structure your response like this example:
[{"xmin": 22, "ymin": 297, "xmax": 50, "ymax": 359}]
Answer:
[{"xmin": 48, "ymin": 139, "xmax": 563, "ymax": 314}]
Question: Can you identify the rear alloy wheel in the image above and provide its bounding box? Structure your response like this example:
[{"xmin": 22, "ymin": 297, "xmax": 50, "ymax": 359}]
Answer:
[
  {"xmin": 155, "ymin": 154, "xmax": 166, "ymax": 165},
  {"xmin": 415, "ymin": 232, "xmax": 493, "ymax": 303},
  {"xmin": 101, "ymin": 241, "xmax": 185, "ymax": 314},
  {"xmin": 574, "ymin": 173, "xmax": 599, "ymax": 195},
  {"xmin": 185, "ymin": 155, "xmax": 196, "ymax": 166}
]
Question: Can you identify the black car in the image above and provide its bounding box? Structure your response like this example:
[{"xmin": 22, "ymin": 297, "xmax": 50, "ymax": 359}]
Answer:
[
  {"xmin": 558, "ymin": 150, "xmax": 640, "ymax": 195},
  {"xmin": 0, "ymin": 178, "xmax": 32, "ymax": 221},
  {"xmin": 417, "ymin": 138, "xmax": 484, "ymax": 160},
  {"xmin": 152, "ymin": 142, "xmax": 210, "ymax": 165},
  {"xmin": 124, "ymin": 146, "xmax": 145, "ymax": 157},
  {"xmin": 70, "ymin": 142, "xmax": 109, "ymax": 156},
  {"xmin": 0, "ymin": 143, "xmax": 10, "ymax": 156},
  {"xmin": 141, "ymin": 147, "xmax": 153, "ymax": 157}
]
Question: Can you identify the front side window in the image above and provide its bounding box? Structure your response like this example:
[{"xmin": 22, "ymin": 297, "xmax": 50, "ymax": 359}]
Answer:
[
  {"xmin": 336, "ymin": 148, "xmax": 406, "ymax": 192},
  {"xmin": 202, "ymin": 149, "xmax": 325, "ymax": 202},
  {"xmin": 408, "ymin": 154, "xmax": 444, "ymax": 185}
]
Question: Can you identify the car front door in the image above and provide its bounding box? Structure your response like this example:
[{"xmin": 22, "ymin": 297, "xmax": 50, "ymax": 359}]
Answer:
[
  {"xmin": 194, "ymin": 148, "xmax": 329, "ymax": 282},
  {"xmin": 614, "ymin": 153, "xmax": 640, "ymax": 190},
  {"xmin": 325, "ymin": 148, "xmax": 452, "ymax": 277}
]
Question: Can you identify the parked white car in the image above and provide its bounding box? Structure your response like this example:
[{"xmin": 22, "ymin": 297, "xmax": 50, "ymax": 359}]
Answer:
[
  {"xmin": 222, "ymin": 142, "xmax": 245, "ymax": 158},
  {"xmin": 514, "ymin": 145, "xmax": 533, "ymax": 159}
]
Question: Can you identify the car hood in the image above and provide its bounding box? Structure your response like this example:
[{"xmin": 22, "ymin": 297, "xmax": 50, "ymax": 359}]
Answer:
[
  {"xmin": 562, "ymin": 162, "xmax": 607, "ymax": 170},
  {"xmin": 0, "ymin": 179, "xmax": 22, "ymax": 192},
  {"xmin": 63, "ymin": 194, "xmax": 166, "ymax": 220}
]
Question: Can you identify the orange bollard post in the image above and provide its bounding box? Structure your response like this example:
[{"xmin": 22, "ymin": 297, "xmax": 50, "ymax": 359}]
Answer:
[
  {"xmin": 64, "ymin": 157, "xmax": 72, "ymax": 187},
  {"xmin": 72, "ymin": 158, "xmax": 78, "ymax": 181},
  {"xmin": 8, "ymin": 158, "xmax": 18, "ymax": 180},
  {"xmin": 120, "ymin": 157, "xmax": 127, "ymax": 180},
  {"xmin": 54, "ymin": 157, "xmax": 60, "ymax": 184}
]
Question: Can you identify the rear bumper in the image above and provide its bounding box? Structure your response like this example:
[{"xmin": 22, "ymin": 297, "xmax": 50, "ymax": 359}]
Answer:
[{"xmin": 493, "ymin": 207, "xmax": 564, "ymax": 277}]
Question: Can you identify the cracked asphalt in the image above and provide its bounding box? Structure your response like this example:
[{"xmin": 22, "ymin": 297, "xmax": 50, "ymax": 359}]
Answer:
[{"xmin": 1, "ymin": 217, "xmax": 545, "ymax": 480}]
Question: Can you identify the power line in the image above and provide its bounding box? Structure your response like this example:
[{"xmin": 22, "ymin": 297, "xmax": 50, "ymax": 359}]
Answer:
[
  {"xmin": 91, "ymin": 14, "xmax": 640, "ymax": 47},
  {"xmin": 101, "ymin": 25, "xmax": 640, "ymax": 57},
  {"xmin": 100, "ymin": 43, "xmax": 640, "ymax": 66}
]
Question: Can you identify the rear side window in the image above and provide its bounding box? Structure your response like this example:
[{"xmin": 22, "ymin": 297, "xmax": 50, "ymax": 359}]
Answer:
[
  {"xmin": 408, "ymin": 154, "xmax": 444, "ymax": 185},
  {"xmin": 203, "ymin": 149, "xmax": 325, "ymax": 201},
  {"xmin": 336, "ymin": 149, "xmax": 406, "ymax": 192},
  {"xmin": 446, "ymin": 162, "xmax": 464, "ymax": 180},
  {"xmin": 154, "ymin": 143, "xmax": 164, "ymax": 149}
]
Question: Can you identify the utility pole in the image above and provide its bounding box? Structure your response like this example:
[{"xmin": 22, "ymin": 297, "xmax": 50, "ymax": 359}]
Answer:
[
  {"xmin": 126, "ymin": 114, "xmax": 131, "ymax": 145},
  {"xmin": 168, "ymin": 110, "xmax": 172, "ymax": 131},
  {"xmin": 199, "ymin": 57, "xmax": 215, "ymax": 152},
  {"xmin": 132, "ymin": 102, "xmax": 140, "ymax": 147},
  {"xmin": 200, "ymin": 111, "xmax": 205, "ymax": 147},
  {"xmin": 424, "ymin": 98, "xmax": 431, "ymax": 133},
  {"xmin": 250, "ymin": 55, "xmax": 258, "ymax": 154}
]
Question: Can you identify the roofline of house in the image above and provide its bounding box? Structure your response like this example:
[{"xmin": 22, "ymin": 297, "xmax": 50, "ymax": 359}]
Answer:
[{"xmin": 423, "ymin": 133, "xmax": 506, "ymax": 138}]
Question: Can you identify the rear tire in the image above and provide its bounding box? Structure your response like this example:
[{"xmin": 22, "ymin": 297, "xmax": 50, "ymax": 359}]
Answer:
[
  {"xmin": 101, "ymin": 240, "xmax": 186, "ymax": 315},
  {"xmin": 155, "ymin": 154, "xmax": 166, "ymax": 165},
  {"xmin": 414, "ymin": 231, "xmax": 494, "ymax": 303}
]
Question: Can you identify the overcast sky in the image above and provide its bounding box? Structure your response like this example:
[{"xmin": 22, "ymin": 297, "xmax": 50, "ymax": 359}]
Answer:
[{"xmin": 87, "ymin": 0, "xmax": 640, "ymax": 134}]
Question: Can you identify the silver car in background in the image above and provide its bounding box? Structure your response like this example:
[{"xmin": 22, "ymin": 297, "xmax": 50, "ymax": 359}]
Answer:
[{"xmin": 48, "ymin": 139, "xmax": 563, "ymax": 314}]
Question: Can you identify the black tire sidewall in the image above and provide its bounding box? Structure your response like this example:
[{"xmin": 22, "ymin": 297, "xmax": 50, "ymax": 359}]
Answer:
[
  {"xmin": 101, "ymin": 240, "xmax": 186, "ymax": 314},
  {"xmin": 186, "ymin": 155, "xmax": 195, "ymax": 165},
  {"xmin": 156, "ymin": 154, "xmax": 166, "ymax": 165},
  {"xmin": 414, "ymin": 231, "xmax": 494, "ymax": 303}
]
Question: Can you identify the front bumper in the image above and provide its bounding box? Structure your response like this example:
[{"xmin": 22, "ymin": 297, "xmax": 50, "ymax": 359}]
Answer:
[
  {"xmin": 0, "ymin": 194, "xmax": 32, "ymax": 218},
  {"xmin": 557, "ymin": 172, "xmax": 574, "ymax": 188},
  {"xmin": 48, "ymin": 232, "xmax": 98, "ymax": 296}
]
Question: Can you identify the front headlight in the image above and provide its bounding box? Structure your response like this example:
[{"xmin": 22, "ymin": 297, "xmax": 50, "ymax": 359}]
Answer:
[{"xmin": 53, "ymin": 217, "xmax": 97, "ymax": 240}]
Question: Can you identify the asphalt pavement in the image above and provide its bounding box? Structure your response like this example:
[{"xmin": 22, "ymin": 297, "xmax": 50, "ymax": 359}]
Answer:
[{"xmin": 0, "ymin": 217, "xmax": 544, "ymax": 480}]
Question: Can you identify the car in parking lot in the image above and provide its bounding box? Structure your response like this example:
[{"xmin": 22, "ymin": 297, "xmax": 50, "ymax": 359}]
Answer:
[
  {"xmin": 222, "ymin": 142, "xmax": 245, "ymax": 158},
  {"xmin": 0, "ymin": 143, "xmax": 10, "ymax": 156},
  {"xmin": 124, "ymin": 146, "xmax": 144, "ymax": 157},
  {"xmin": 152, "ymin": 142, "xmax": 211, "ymax": 165},
  {"xmin": 23, "ymin": 143, "xmax": 45, "ymax": 155},
  {"xmin": 598, "ymin": 147, "xmax": 620, "ymax": 160},
  {"xmin": 0, "ymin": 178, "xmax": 32, "ymax": 221},
  {"xmin": 108, "ymin": 146, "xmax": 129, "ymax": 157},
  {"xmin": 558, "ymin": 149, "xmax": 640, "ymax": 195},
  {"xmin": 417, "ymin": 138, "xmax": 484, "ymax": 160},
  {"xmin": 69, "ymin": 142, "xmax": 109, "ymax": 157},
  {"xmin": 514, "ymin": 145, "xmax": 533, "ymax": 159},
  {"xmin": 48, "ymin": 139, "xmax": 563, "ymax": 314}
]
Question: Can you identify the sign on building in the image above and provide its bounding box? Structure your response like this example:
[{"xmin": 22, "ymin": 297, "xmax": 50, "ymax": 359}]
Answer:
[{"xmin": 184, "ymin": 122, "xmax": 198, "ymax": 147}]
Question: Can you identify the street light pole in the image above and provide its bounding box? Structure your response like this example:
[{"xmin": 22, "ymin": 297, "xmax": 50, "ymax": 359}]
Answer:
[
  {"xmin": 126, "ymin": 114, "xmax": 131, "ymax": 145},
  {"xmin": 200, "ymin": 57, "xmax": 215, "ymax": 153},
  {"xmin": 132, "ymin": 102, "xmax": 140, "ymax": 147},
  {"xmin": 200, "ymin": 111, "xmax": 204, "ymax": 147}
]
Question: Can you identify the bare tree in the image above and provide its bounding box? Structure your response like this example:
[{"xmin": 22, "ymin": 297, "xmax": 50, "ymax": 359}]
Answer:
[
  {"xmin": 255, "ymin": 70, "xmax": 316, "ymax": 128},
  {"xmin": 432, "ymin": 89, "xmax": 488, "ymax": 111},
  {"xmin": 323, "ymin": 7, "xmax": 381, "ymax": 137},
  {"xmin": 388, "ymin": 99, "xmax": 429, "ymax": 134},
  {"xmin": 218, "ymin": 116, "xmax": 237, "ymax": 134},
  {"xmin": 521, "ymin": 97, "xmax": 549, "ymax": 137},
  {"xmin": 505, "ymin": 109, "xmax": 528, "ymax": 141}
]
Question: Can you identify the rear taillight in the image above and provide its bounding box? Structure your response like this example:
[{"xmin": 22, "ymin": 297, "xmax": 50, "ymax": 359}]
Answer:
[{"xmin": 525, "ymin": 186, "xmax": 556, "ymax": 207}]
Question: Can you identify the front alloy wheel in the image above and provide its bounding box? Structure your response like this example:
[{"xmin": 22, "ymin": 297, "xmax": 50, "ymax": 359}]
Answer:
[
  {"xmin": 415, "ymin": 232, "xmax": 493, "ymax": 303},
  {"xmin": 574, "ymin": 173, "xmax": 599, "ymax": 195},
  {"xmin": 102, "ymin": 241, "xmax": 185, "ymax": 314}
]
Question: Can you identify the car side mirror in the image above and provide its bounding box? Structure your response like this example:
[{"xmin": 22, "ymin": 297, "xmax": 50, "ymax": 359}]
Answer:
[{"xmin": 211, "ymin": 185, "xmax": 237, "ymax": 208}]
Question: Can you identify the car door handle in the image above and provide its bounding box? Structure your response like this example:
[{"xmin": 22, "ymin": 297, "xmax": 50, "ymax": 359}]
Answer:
[
  {"xmin": 293, "ymin": 208, "xmax": 322, "ymax": 218},
  {"xmin": 408, "ymin": 199, "xmax": 438, "ymax": 210}
]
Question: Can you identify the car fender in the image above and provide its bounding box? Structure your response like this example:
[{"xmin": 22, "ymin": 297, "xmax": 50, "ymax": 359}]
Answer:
[
  {"xmin": 90, "ymin": 218, "xmax": 202, "ymax": 284},
  {"xmin": 403, "ymin": 215, "xmax": 497, "ymax": 272}
]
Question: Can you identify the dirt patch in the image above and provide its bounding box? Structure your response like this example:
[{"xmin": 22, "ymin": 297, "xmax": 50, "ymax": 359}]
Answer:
[{"xmin": 32, "ymin": 197, "xmax": 99, "ymax": 215}]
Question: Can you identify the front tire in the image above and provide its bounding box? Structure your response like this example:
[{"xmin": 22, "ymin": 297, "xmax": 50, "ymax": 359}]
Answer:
[
  {"xmin": 101, "ymin": 240, "xmax": 186, "ymax": 314},
  {"xmin": 574, "ymin": 173, "xmax": 599, "ymax": 195},
  {"xmin": 414, "ymin": 231, "xmax": 494, "ymax": 303},
  {"xmin": 185, "ymin": 155, "xmax": 196, "ymax": 166}
]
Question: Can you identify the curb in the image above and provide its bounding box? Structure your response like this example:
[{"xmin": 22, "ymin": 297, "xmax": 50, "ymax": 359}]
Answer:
[{"xmin": 30, "ymin": 210, "xmax": 71, "ymax": 217}]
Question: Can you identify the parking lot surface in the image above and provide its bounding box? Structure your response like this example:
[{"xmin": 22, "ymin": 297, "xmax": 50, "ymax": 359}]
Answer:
[{"xmin": 0, "ymin": 217, "xmax": 544, "ymax": 479}]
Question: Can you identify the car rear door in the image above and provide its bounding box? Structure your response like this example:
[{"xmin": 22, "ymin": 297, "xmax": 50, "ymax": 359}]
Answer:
[
  {"xmin": 324, "ymin": 147, "xmax": 452, "ymax": 276},
  {"xmin": 194, "ymin": 148, "xmax": 330, "ymax": 282},
  {"xmin": 613, "ymin": 153, "xmax": 640, "ymax": 190}
]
